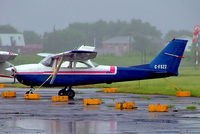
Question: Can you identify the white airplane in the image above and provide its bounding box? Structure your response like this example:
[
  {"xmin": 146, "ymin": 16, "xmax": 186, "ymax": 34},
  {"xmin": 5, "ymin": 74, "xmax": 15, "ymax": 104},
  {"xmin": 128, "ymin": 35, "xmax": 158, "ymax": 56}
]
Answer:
[
  {"xmin": 10, "ymin": 39, "xmax": 187, "ymax": 99},
  {"xmin": 0, "ymin": 51, "xmax": 18, "ymax": 83}
]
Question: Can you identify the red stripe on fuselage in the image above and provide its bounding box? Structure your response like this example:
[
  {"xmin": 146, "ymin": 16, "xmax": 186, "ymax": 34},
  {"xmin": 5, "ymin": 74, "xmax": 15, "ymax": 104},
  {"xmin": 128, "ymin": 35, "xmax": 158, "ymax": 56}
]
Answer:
[{"xmin": 17, "ymin": 66, "xmax": 116, "ymax": 75}]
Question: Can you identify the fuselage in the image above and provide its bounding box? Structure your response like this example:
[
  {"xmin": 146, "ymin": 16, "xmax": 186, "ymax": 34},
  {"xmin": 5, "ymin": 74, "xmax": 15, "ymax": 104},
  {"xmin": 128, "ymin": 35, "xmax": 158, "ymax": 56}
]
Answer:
[{"xmin": 14, "ymin": 62, "xmax": 172, "ymax": 87}]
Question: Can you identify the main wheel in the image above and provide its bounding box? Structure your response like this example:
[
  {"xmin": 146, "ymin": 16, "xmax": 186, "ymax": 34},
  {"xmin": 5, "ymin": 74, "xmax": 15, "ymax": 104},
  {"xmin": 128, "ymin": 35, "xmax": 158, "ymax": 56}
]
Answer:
[
  {"xmin": 67, "ymin": 90, "xmax": 75, "ymax": 99},
  {"xmin": 58, "ymin": 89, "xmax": 67, "ymax": 96},
  {"xmin": 25, "ymin": 91, "xmax": 33, "ymax": 94},
  {"xmin": 25, "ymin": 87, "xmax": 34, "ymax": 94}
]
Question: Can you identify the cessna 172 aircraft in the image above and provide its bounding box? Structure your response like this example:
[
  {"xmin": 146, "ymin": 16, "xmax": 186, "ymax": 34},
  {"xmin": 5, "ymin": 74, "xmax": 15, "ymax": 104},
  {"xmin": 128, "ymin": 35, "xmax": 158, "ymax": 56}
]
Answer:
[
  {"xmin": 9, "ymin": 38, "xmax": 187, "ymax": 99},
  {"xmin": 0, "ymin": 51, "xmax": 17, "ymax": 83}
]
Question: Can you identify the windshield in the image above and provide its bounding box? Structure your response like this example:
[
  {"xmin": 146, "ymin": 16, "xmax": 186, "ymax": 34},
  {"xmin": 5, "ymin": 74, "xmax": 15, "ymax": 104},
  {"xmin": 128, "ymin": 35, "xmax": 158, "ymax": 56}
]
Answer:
[{"xmin": 40, "ymin": 56, "xmax": 54, "ymax": 67}]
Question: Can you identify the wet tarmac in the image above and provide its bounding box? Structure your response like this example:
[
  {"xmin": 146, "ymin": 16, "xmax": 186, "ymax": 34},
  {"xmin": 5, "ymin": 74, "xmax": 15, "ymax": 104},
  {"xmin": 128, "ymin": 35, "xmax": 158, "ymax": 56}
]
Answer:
[{"xmin": 0, "ymin": 88, "xmax": 200, "ymax": 134}]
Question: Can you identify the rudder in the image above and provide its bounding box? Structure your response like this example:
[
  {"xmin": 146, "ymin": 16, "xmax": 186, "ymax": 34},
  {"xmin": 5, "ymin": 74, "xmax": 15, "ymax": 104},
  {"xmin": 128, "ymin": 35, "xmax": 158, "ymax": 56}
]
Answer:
[{"xmin": 150, "ymin": 39, "xmax": 187, "ymax": 75}]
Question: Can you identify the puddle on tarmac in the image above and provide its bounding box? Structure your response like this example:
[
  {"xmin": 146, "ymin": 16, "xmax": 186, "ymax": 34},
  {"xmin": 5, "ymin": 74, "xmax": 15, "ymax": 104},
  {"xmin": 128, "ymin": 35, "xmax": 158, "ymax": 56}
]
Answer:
[
  {"xmin": 51, "ymin": 102, "xmax": 68, "ymax": 107},
  {"xmin": 180, "ymin": 113, "xmax": 200, "ymax": 118},
  {"xmin": 6, "ymin": 119, "xmax": 117, "ymax": 134},
  {"xmin": 149, "ymin": 113, "xmax": 161, "ymax": 118},
  {"xmin": 83, "ymin": 105, "xmax": 100, "ymax": 110}
]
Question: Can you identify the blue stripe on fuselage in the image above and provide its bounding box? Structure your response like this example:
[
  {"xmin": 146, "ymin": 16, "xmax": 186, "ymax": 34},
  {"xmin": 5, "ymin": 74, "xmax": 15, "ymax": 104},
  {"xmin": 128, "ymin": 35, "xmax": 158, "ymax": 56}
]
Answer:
[{"xmin": 16, "ymin": 66, "xmax": 169, "ymax": 87}]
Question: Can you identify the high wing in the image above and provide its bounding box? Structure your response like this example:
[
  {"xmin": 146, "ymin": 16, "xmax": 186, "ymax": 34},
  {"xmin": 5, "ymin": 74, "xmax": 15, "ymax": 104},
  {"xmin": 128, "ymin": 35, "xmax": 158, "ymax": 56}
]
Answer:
[
  {"xmin": 37, "ymin": 53, "xmax": 53, "ymax": 58},
  {"xmin": 0, "ymin": 51, "xmax": 18, "ymax": 63},
  {"xmin": 54, "ymin": 50, "xmax": 97, "ymax": 61},
  {"xmin": 40, "ymin": 45, "xmax": 97, "ymax": 67},
  {"xmin": 0, "ymin": 51, "xmax": 18, "ymax": 83}
]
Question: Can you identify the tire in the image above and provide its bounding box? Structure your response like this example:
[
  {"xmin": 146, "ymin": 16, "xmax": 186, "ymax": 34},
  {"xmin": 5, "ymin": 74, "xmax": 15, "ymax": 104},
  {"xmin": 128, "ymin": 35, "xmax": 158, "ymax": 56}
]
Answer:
[
  {"xmin": 58, "ymin": 89, "xmax": 67, "ymax": 96},
  {"xmin": 25, "ymin": 91, "xmax": 30, "ymax": 94},
  {"xmin": 25, "ymin": 91, "xmax": 33, "ymax": 94},
  {"xmin": 67, "ymin": 90, "xmax": 75, "ymax": 99}
]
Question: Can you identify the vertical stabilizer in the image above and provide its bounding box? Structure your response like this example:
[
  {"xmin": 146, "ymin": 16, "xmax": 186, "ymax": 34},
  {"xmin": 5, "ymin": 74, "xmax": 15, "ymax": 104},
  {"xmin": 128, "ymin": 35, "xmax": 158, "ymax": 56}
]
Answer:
[{"xmin": 150, "ymin": 39, "xmax": 187, "ymax": 75}]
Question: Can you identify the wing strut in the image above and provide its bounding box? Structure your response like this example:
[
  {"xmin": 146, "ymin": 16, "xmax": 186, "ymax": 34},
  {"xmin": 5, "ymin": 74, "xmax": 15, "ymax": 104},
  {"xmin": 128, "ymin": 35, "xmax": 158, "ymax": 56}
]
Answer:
[{"xmin": 50, "ymin": 55, "xmax": 64, "ymax": 84}]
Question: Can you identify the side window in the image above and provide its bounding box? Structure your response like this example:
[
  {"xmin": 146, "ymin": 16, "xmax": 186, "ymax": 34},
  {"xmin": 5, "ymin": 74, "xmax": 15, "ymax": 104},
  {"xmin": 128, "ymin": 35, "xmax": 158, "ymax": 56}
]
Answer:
[
  {"xmin": 61, "ymin": 61, "xmax": 91, "ymax": 69},
  {"xmin": 75, "ymin": 62, "xmax": 89, "ymax": 69},
  {"xmin": 61, "ymin": 61, "xmax": 72, "ymax": 68}
]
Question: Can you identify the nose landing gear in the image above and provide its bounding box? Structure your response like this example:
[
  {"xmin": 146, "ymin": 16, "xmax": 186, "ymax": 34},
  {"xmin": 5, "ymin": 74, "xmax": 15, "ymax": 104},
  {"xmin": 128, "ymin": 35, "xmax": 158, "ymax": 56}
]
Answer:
[
  {"xmin": 58, "ymin": 86, "xmax": 75, "ymax": 99},
  {"xmin": 25, "ymin": 86, "xmax": 35, "ymax": 94}
]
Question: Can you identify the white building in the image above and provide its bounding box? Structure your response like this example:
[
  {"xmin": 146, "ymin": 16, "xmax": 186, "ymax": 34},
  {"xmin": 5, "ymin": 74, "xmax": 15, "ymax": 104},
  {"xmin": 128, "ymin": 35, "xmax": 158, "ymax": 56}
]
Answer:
[{"xmin": 0, "ymin": 34, "xmax": 25, "ymax": 47}]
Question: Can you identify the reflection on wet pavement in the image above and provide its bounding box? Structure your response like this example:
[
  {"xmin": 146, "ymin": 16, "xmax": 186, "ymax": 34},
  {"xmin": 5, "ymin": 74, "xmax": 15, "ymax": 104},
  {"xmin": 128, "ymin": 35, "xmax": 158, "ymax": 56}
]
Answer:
[
  {"xmin": 84, "ymin": 105, "xmax": 100, "ymax": 111},
  {"xmin": 52, "ymin": 102, "xmax": 68, "ymax": 107},
  {"xmin": 6, "ymin": 119, "xmax": 117, "ymax": 134}
]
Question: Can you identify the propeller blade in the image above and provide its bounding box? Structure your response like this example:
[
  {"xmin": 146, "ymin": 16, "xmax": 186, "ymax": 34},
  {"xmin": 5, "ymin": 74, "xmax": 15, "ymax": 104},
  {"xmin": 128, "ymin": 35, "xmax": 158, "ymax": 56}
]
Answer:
[
  {"xmin": 11, "ymin": 67, "xmax": 17, "ymax": 84},
  {"xmin": 50, "ymin": 56, "xmax": 64, "ymax": 84},
  {"xmin": 13, "ymin": 75, "xmax": 16, "ymax": 83}
]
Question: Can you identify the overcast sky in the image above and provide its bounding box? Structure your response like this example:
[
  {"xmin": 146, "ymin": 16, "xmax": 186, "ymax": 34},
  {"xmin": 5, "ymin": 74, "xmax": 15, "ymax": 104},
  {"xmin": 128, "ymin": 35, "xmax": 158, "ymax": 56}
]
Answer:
[{"xmin": 0, "ymin": 0, "xmax": 199, "ymax": 34}]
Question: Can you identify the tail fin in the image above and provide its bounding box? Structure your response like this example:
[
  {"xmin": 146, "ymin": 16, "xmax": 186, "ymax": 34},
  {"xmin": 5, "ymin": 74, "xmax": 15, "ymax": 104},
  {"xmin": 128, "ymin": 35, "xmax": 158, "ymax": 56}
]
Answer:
[{"xmin": 150, "ymin": 39, "xmax": 187, "ymax": 75}]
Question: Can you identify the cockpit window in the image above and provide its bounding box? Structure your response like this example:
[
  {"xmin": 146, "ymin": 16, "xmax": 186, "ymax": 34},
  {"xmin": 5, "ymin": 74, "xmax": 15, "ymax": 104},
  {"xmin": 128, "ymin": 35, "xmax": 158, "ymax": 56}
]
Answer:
[{"xmin": 40, "ymin": 56, "xmax": 54, "ymax": 67}]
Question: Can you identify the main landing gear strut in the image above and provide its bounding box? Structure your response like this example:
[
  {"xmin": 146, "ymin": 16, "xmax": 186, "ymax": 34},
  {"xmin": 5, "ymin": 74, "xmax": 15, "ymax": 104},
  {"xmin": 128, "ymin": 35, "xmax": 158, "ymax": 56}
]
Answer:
[
  {"xmin": 25, "ymin": 86, "xmax": 75, "ymax": 99},
  {"xmin": 25, "ymin": 86, "xmax": 35, "ymax": 94},
  {"xmin": 58, "ymin": 86, "xmax": 75, "ymax": 99}
]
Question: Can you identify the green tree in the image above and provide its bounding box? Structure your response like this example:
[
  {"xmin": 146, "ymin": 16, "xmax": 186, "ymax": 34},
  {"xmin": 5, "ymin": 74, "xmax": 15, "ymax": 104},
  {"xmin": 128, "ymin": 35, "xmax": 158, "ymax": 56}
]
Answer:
[
  {"xmin": 23, "ymin": 31, "xmax": 42, "ymax": 44},
  {"xmin": 0, "ymin": 25, "xmax": 18, "ymax": 33},
  {"xmin": 164, "ymin": 30, "xmax": 192, "ymax": 42},
  {"xmin": 43, "ymin": 19, "xmax": 162, "ymax": 54},
  {"xmin": 43, "ymin": 28, "xmax": 86, "ymax": 52}
]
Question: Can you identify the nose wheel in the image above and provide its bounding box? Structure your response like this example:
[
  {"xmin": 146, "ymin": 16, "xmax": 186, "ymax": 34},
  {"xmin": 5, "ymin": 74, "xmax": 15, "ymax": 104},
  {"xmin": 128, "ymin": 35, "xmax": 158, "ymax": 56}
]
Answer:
[
  {"xmin": 25, "ymin": 86, "xmax": 35, "ymax": 94},
  {"xmin": 58, "ymin": 86, "xmax": 75, "ymax": 99}
]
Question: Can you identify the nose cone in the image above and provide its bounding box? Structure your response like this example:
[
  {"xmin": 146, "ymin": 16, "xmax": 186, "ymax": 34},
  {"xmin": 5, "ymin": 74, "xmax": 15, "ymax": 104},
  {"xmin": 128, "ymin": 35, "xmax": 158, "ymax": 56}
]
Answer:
[
  {"xmin": 5, "ymin": 65, "xmax": 19, "ymax": 83},
  {"xmin": 6, "ymin": 66, "xmax": 16, "ymax": 76}
]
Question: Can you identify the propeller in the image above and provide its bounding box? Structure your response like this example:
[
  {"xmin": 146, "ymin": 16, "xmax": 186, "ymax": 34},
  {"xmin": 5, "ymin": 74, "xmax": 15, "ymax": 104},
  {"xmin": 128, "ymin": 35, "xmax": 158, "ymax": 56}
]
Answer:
[
  {"xmin": 13, "ymin": 72, "xmax": 16, "ymax": 83},
  {"xmin": 11, "ymin": 67, "xmax": 17, "ymax": 83},
  {"xmin": 50, "ymin": 56, "xmax": 64, "ymax": 85},
  {"xmin": 8, "ymin": 63, "xmax": 17, "ymax": 83}
]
